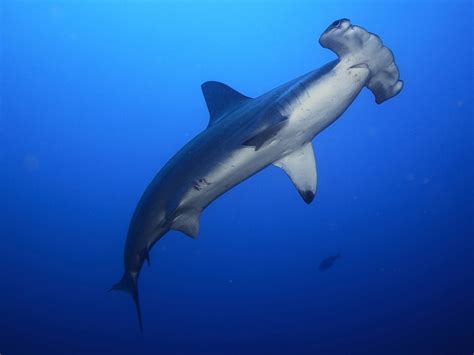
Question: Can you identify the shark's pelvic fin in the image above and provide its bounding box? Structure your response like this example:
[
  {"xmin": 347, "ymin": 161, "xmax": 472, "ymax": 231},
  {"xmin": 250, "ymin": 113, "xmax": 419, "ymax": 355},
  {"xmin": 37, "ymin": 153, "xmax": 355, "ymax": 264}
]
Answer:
[
  {"xmin": 201, "ymin": 81, "xmax": 251, "ymax": 126},
  {"xmin": 170, "ymin": 209, "xmax": 201, "ymax": 239},
  {"xmin": 110, "ymin": 272, "xmax": 143, "ymax": 332},
  {"xmin": 274, "ymin": 142, "xmax": 317, "ymax": 204}
]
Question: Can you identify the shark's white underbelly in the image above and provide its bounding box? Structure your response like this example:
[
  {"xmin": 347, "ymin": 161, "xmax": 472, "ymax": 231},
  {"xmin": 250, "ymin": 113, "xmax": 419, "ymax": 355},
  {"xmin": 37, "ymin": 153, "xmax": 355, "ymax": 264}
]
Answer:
[{"xmin": 179, "ymin": 63, "xmax": 369, "ymax": 213}]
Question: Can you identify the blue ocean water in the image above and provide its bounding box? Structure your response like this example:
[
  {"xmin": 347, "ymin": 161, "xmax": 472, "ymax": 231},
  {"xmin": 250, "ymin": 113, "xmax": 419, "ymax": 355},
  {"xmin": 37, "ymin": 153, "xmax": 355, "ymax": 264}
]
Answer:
[{"xmin": 1, "ymin": 1, "xmax": 472, "ymax": 354}]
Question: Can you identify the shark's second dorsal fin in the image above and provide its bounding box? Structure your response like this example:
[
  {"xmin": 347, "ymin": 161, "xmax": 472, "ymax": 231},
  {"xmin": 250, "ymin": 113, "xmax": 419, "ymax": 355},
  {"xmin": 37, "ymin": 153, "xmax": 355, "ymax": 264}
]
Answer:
[{"xmin": 201, "ymin": 81, "xmax": 251, "ymax": 126}]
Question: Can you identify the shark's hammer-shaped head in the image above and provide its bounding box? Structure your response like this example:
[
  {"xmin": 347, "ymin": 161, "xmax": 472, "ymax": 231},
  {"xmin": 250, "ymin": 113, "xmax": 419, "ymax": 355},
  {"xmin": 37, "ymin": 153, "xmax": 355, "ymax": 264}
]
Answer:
[{"xmin": 319, "ymin": 18, "xmax": 403, "ymax": 104}]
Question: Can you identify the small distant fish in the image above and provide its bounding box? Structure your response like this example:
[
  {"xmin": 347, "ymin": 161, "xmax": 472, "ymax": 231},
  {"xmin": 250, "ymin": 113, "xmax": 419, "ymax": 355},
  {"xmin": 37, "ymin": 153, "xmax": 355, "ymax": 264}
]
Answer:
[{"xmin": 319, "ymin": 253, "xmax": 341, "ymax": 271}]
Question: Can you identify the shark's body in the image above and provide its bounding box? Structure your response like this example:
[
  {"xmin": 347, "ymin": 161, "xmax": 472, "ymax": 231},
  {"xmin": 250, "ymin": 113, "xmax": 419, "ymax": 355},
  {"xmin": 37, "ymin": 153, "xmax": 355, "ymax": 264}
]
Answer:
[{"xmin": 112, "ymin": 19, "xmax": 403, "ymax": 330}]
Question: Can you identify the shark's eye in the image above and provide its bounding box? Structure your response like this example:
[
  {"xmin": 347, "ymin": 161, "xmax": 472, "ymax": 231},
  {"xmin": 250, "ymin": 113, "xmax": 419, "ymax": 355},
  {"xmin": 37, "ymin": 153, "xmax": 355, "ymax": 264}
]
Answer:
[{"xmin": 332, "ymin": 20, "xmax": 342, "ymax": 28}]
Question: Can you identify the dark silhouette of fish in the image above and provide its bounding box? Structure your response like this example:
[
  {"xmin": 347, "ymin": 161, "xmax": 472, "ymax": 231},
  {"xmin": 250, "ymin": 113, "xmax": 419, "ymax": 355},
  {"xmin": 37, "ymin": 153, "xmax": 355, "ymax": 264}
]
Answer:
[{"xmin": 319, "ymin": 253, "xmax": 341, "ymax": 271}]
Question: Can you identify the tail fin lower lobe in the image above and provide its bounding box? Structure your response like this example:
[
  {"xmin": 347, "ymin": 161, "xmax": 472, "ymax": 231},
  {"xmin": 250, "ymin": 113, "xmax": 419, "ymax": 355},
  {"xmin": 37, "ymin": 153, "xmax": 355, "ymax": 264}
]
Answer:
[{"xmin": 110, "ymin": 271, "xmax": 143, "ymax": 332}]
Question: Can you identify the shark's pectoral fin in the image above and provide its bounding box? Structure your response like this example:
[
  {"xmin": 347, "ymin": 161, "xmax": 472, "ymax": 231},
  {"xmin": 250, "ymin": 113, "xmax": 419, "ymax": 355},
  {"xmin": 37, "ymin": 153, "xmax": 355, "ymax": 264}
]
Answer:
[
  {"xmin": 242, "ymin": 116, "xmax": 289, "ymax": 151},
  {"xmin": 201, "ymin": 81, "xmax": 252, "ymax": 127},
  {"xmin": 274, "ymin": 142, "xmax": 317, "ymax": 204},
  {"xmin": 170, "ymin": 209, "xmax": 201, "ymax": 239}
]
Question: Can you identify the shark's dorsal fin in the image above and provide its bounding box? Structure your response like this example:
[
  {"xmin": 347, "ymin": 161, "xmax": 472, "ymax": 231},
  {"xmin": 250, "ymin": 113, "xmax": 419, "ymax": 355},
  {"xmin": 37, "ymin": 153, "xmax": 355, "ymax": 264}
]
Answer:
[
  {"xmin": 170, "ymin": 209, "xmax": 201, "ymax": 239},
  {"xmin": 201, "ymin": 81, "xmax": 251, "ymax": 126},
  {"xmin": 273, "ymin": 142, "xmax": 317, "ymax": 204}
]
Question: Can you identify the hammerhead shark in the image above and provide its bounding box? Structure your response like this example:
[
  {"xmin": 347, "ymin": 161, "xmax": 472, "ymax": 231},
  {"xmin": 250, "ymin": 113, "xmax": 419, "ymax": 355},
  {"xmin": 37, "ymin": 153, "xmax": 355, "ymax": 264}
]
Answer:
[{"xmin": 111, "ymin": 19, "xmax": 403, "ymax": 330}]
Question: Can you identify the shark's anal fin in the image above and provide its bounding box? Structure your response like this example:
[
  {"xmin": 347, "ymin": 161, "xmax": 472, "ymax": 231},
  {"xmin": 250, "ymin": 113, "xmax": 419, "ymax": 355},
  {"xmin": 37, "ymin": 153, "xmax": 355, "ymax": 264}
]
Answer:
[
  {"xmin": 170, "ymin": 209, "xmax": 201, "ymax": 239},
  {"xmin": 274, "ymin": 142, "xmax": 317, "ymax": 204},
  {"xmin": 201, "ymin": 81, "xmax": 251, "ymax": 127},
  {"xmin": 242, "ymin": 116, "xmax": 289, "ymax": 151}
]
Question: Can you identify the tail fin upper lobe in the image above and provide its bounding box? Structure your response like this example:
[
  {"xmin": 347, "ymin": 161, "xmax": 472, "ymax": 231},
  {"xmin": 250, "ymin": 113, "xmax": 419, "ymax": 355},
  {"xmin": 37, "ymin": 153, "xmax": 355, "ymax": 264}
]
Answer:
[{"xmin": 319, "ymin": 19, "xmax": 403, "ymax": 104}]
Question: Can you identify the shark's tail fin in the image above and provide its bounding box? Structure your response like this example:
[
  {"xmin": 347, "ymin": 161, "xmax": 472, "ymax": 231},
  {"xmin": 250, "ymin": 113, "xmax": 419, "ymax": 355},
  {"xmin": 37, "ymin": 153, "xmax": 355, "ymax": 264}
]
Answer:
[
  {"xmin": 110, "ymin": 271, "xmax": 143, "ymax": 332},
  {"xmin": 319, "ymin": 19, "xmax": 403, "ymax": 104}
]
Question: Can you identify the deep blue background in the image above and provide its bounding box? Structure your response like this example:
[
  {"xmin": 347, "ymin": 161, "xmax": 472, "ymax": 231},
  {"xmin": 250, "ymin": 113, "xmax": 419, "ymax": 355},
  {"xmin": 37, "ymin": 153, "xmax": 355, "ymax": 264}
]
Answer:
[{"xmin": 1, "ymin": 1, "xmax": 473, "ymax": 354}]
